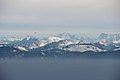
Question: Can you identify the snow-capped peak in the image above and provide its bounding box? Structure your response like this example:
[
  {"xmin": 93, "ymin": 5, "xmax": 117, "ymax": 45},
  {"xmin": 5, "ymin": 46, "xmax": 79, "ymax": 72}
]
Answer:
[
  {"xmin": 48, "ymin": 37, "xmax": 63, "ymax": 42},
  {"xmin": 55, "ymin": 32, "xmax": 79, "ymax": 41}
]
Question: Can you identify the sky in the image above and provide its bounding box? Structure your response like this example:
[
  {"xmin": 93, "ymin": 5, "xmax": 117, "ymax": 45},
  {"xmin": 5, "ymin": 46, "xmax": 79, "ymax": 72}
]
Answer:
[{"xmin": 0, "ymin": 0, "xmax": 120, "ymax": 37}]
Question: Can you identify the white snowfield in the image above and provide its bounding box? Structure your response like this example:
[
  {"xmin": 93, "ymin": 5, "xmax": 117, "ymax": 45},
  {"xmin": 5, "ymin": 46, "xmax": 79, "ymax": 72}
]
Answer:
[
  {"xmin": 63, "ymin": 45, "xmax": 103, "ymax": 52},
  {"xmin": 14, "ymin": 46, "xmax": 28, "ymax": 51}
]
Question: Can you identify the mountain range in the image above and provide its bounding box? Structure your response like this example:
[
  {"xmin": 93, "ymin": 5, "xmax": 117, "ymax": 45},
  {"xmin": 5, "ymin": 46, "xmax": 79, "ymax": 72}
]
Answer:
[{"xmin": 0, "ymin": 33, "xmax": 120, "ymax": 58}]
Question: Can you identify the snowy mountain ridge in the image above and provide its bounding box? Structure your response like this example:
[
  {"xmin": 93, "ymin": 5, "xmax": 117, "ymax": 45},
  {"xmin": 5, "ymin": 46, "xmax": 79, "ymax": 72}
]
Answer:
[{"xmin": 0, "ymin": 33, "xmax": 120, "ymax": 53}]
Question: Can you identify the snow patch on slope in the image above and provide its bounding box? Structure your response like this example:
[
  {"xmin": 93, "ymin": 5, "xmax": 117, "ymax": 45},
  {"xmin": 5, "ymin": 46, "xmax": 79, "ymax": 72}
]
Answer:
[
  {"xmin": 63, "ymin": 44, "xmax": 103, "ymax": 52},
  {"xmin": 48, "ymin": 37, "xmax": 63, "ymax": 42},
  {"xmin": 14, "ymin": 46, "xmax": 28, "ymax": 51}
]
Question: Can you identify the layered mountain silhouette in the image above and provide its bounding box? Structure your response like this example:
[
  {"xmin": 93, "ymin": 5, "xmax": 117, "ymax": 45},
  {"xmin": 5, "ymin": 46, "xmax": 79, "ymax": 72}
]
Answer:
[{"xmin": 0, "ymin": 33, "xmax": 120, "ymax": 58}]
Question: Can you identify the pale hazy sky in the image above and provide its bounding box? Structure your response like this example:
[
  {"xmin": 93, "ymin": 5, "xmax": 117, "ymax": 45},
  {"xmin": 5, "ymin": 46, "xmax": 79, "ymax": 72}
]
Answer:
[{"xmin": 0, "ymin": 0, "xmax": 120, "ymax": 36}]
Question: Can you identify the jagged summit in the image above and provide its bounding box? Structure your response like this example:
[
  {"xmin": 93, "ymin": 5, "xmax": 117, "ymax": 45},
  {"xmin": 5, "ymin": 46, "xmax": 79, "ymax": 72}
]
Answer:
[
  {"xmin": 55, "ymin": 32, "xmax": 79, "ymax": 41},
  {"xmin": 98, "ymin": 33, "xmax": 108, "ymax": 40},
  {"xmin": 98, "ymin": 33, "xmax": 120, "ymax": 41}
]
